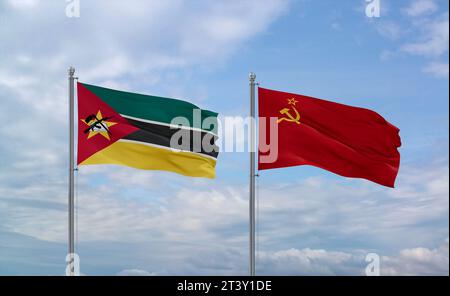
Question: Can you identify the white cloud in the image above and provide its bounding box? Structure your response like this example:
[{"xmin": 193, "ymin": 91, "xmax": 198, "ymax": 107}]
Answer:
[
  {"xmin": 257, "ymin": 239, "xmax": 449, "ymax": 275},
  {"xmin": 401, "ymin": 13, "xmax": 449, "ymax": 57},
  {"xmin": 372, "ymin": 2, "xmax": 448, "ymax": 79},
  {"xmin": 423, "ymin": 62, "xmax": 449, "ymax": 78},
  {"xmin": 258, "ymin": 248, "xmax": 358, "ymax": 275},
  {"xmin": 382, "ymin": 239, "xmax": 449, "ymax": 275},
  {"xmin": 403, "ymin": 0, "xmax": 438, "ymax": 17},
  {"xmin": 7, "ymin": 0, "xmax": 40, "ymax": 9},
  {"xmin": 1, "ymin": 0, "xmax": 289, "ymax": 85}
]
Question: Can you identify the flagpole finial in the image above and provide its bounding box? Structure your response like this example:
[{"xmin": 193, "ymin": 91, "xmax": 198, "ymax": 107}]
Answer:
[
  {"xmin": 68, "ymin": 67, "xmax": 75, "ymax": 76},
  {"xmin": 249, "ymin": 72, "xmax": 256, "ymax": 82}
]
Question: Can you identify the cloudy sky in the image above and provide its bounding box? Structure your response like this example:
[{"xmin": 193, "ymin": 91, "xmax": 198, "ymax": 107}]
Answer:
[{"xmin": 0, "ymin": 0, "xmax": 448, "ymax": 275}]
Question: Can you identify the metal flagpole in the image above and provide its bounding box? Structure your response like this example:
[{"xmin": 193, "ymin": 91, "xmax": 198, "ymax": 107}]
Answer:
[
  {"xmin": 249, "ymin": 72, "xmax": 256, "ymax": 276},
  {"xmin": 68, "ymin": 67, "xmax": 75, "ymax": 276}
]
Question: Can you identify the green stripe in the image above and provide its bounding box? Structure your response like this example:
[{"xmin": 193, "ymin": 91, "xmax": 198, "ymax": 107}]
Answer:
[{"xmin": 80, "ymin": 83, "xmax": 218, "ymax": 133}]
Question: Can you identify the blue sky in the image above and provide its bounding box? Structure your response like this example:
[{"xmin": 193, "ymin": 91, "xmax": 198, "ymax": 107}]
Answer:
[{"xmin": 0, "ymin": 0, "xmax": 448, "ymax": 275}]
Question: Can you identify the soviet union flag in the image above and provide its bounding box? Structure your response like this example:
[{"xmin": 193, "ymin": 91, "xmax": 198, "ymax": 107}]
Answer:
[{"xmin": 258, "ymin": 87, "xmax": 401, "ymax": 188}]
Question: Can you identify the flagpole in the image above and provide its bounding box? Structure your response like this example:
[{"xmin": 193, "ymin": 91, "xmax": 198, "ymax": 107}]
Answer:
[
  {"xmin": 68, "ymin": 67, "xmax": 75, "ymax": 276},
  {"xmin": 249, "ymin": 72, "xmax": 256, "ymax": 276}
]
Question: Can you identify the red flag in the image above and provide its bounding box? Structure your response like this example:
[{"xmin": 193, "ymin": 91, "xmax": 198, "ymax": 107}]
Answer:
[{"xmin": 258, "ymin": 87, "xmax": 401, "ymax": 187}]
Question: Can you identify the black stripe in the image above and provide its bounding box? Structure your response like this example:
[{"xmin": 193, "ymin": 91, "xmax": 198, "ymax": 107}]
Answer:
[{"xmin": 123, "ymin": 118, "xmax": 219, "ymax": 159}]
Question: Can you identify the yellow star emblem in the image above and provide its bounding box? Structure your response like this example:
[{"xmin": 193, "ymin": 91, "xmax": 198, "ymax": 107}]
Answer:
[
  {"xmin": 81, "ymin": 110, "xmax": 117, "ymax": 140},
  {"xmin": 287, "ymin": 98, "xmax": 298, "ymax": 106}
]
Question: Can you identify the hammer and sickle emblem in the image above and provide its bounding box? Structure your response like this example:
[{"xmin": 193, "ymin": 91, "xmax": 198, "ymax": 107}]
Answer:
[{"xmin": 277, "ymin": 98, "xmax": 301, "ymax": 124}]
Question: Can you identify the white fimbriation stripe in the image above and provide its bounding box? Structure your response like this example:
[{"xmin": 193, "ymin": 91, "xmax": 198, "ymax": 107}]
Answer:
[
  {"xmin": 118, "ymin": 139, "xmax": 218, "ymax": 161},
  {"xmin": 120, "ymin": 114, "xmax": 218, "ymax": 137}
]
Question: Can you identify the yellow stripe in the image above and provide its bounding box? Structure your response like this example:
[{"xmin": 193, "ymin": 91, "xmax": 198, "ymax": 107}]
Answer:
[{"xmin": 80, "ymin": 140, "xmax": 216, "ymax": 178}]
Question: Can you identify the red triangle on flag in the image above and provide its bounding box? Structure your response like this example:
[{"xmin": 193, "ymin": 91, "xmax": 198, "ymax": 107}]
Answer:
[{"xmin": 77, "ymin": 82, "xmax": 139, "ymax": 164}]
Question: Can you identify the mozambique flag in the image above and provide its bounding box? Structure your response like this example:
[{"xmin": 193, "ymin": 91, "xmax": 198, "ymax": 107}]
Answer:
[
  {"xmin": 77, "ymin": 83, "xmax": 219, "ymax": 178},
  {"xmin": 258, "ymin": 87, "xmax": 401, "ymax": 187}
]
